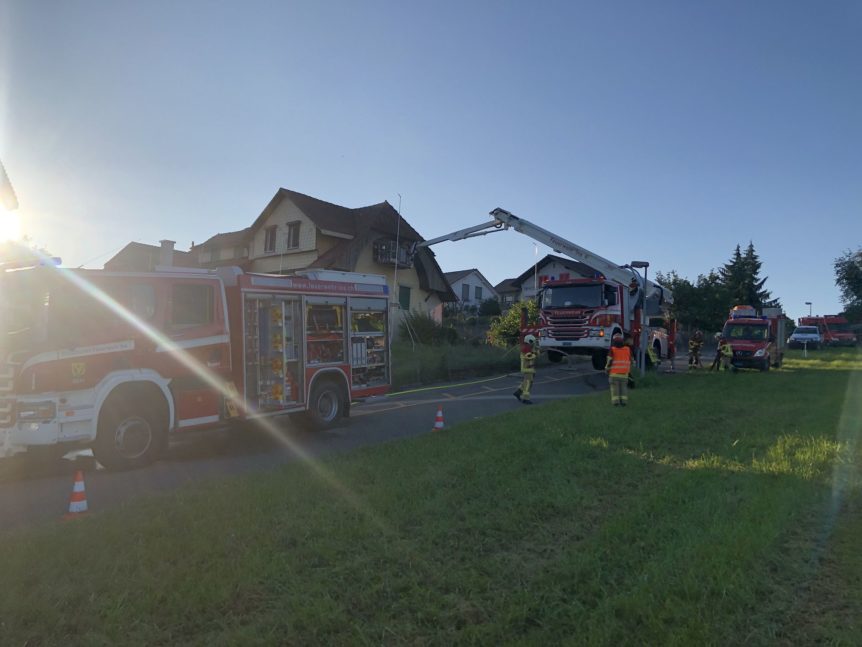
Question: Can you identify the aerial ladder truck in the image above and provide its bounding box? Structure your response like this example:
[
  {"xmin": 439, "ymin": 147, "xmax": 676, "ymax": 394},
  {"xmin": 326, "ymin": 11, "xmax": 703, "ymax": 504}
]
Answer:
[{"xmin": 413, "ymin": 208, "xmax": 674, "ymax": 371}]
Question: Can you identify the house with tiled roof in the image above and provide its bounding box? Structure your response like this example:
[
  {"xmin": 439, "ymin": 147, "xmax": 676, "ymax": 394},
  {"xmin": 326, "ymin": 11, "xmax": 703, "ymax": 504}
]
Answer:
[
  {"xmin": 503, "ymin": 254, "xmax": 599, "ymax": 304},
  {"xmin": 443, "ymin": 269, "xmax": 498, "ymax": 310},
  {"xmin": 104, "ymin": 240, "xmax": 196, "ymax": 272},
  {"xmin": 494, "ymin": 277, "xmax": 521, "ymax": 311},
  {"xmin": 192, "ymin": 188, "xmax": 455, "ymax": 322}
]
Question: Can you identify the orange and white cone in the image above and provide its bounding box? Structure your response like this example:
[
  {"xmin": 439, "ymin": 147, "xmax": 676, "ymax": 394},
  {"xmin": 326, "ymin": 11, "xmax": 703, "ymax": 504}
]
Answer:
[
  {"xmin": 63, "ymin": 470, "xmax": 89, "ymax": 520},
  {"xmin": 432, "ymin": 405, "xmax": 445, "ymax": 432}
]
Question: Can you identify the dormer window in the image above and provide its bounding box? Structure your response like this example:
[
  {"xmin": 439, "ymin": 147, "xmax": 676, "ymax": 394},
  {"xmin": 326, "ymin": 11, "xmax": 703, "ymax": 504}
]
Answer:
[
  {"xmin": 264, "ymin": 226, "xmax": 277, "ymax": 254},
  {"xmin": 373, "ymin": 238, "xmax": 412, "ymax": 269},
  {"xmin": 286, "ymin": 222, "xmax": 300, "ymax": 250}
]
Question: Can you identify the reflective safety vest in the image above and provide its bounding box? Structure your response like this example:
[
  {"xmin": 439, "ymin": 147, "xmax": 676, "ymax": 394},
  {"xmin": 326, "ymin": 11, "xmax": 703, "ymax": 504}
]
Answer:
[
  {"xmin": 720, "ymin": 343, "xmax": 733, "ymax": 357},
  {"xmin": 607, "ymin": 346, "xmax": 632, "ymax": 375}
]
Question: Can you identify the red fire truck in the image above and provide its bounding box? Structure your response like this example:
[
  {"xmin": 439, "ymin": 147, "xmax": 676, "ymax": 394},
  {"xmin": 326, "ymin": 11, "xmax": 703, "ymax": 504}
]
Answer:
[
  {"xmin": 797, "ymin": 315, "xmax": 858, "ymax": 347},
  {"xmin": 722, "ymin": 305, "xmax": 787, "ymax": 371},
  {"xmin": 0, "ymin": 263, "xmax": 390, "ymax": 469},
  {"xmin": 414, "ymin": 208, "xmax": 674, "ymax": 371}
]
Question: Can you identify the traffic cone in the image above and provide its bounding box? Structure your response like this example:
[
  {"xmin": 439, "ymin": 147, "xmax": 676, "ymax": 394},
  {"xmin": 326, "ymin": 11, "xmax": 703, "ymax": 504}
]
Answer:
[
  {"xmin": 432, "ymin": 405, "xmax": 445, "ymax": 432},
  {"xmin": 63, "ymin": 470, "xmax": 89, "ymax": 520}
]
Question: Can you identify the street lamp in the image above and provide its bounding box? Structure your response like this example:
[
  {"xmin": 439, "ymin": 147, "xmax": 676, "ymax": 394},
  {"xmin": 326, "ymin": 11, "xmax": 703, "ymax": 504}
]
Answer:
[
  {"xmin": 630, "ymin": 260, "xmax": 650, "ymax": 377},
  {"xmin": 805, "ymin": 301, "xmax": 812, "ymax": 317}
]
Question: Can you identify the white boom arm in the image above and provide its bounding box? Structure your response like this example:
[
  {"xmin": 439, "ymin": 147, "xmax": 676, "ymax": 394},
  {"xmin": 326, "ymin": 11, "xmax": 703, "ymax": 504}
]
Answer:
[{"xmin": 415, "ymin": 207, "xmax": 671, "ymax": 304}]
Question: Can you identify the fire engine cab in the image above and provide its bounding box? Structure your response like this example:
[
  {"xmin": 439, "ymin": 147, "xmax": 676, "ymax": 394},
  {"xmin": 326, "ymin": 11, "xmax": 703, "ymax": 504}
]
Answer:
[{"xmin": 0, "ymin": 263, "xmax": 390, "ymax": 469}]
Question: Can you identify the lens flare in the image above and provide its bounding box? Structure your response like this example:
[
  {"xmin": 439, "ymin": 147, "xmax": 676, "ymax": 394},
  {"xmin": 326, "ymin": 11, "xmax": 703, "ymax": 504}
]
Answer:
[
  {"xmin": 23, "ymin": 250, "xmax": 391, "ymax": 534},
  {"xmin": 0, "ymin": 206, "xmax": 20, "ymax": 242}
]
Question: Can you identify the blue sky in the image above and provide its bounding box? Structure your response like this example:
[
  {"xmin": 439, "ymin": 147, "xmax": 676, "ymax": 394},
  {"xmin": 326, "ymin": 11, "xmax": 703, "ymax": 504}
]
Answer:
[{"xmin": 1, "ymin": 0, "xmax": 859, "ymax": 321}]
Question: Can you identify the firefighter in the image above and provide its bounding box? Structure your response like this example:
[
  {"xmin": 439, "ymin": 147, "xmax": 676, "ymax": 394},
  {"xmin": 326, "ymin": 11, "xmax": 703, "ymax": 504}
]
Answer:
[
  {"xmin": 623, "ymin": 333, "xmax": 637, "ymax": 388},
  {"xmin": 646, "ymin": 344, "xmax": 659, "ymax": 369},
  {"xmin": 719, "ymin": 336, "xmax": 734, "ymax": 371},
  {"xmin": 513, "ymin": 333, "xmax": 540, "ymax": 405},
  {"xmin": 606, "ymin": 333, "xmax": 632, "ymax": 406},
  {"xmin": 709, "ymin": 332, "xmax": 723, "ymax": 371},
  {"xmin": 605, "ymin": 333, "xmax": 632, "ymax": 407},
  {"xmin": 688, "ymin": 329, "xmax": 704, "ymax": 369}
]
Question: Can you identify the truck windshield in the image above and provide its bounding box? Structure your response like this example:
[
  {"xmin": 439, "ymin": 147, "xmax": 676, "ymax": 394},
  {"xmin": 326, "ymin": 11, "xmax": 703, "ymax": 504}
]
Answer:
[
  {"xmin": 723, "ymin": 323, "xmax": 768, "ymax": 341},
  {"xmin": 795, "ymin": 327, "xmax": 818, "ymax": 335},
  {"xmin": 542, "ymin": 284, "xmax": 603, "ymax": 309}
]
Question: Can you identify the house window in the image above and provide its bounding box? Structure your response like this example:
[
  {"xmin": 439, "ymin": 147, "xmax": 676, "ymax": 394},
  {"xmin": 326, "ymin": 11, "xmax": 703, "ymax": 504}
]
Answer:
[
  {"xmin": 286, "ymin": 222, "xmax": 300, "ymax": 250},
  {"xmin": 399, "ymin": 285, "xmax": 411, "ymax": 310},
  {"xmin": 461, "ymin": 284, "xmax": 470, "ymax": 302},
  {"xmin": 373, "ymin": 239, "xmax": 412, "ymax": 268},
  {"xmin": 172, "ymin": 284, "xmax": 213, "ymax": 326},
  {"xmin": 475, "ymin": 286, "xmax": 483, "ymax": 301},
  {"xmin": 264, "ymin": 226, "xmax": 277, "ymax": 254}
]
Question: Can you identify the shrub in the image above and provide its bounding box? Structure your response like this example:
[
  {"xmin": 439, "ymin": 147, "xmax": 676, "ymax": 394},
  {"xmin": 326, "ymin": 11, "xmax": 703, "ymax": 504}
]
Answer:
[
  {"xmin": 478, "ymin": 298, "xmax": 502, "ymax": 316},
  {"xmin": 487, "ymin": 300, "xmax": 539, "ymax": 348},
  {"xmin": 398, "ymin": 310, "xmax": 456, "ymax": 345}
]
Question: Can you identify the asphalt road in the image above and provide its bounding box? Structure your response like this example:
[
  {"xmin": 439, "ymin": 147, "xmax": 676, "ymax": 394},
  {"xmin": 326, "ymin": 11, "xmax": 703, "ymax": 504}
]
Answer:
[
  {"xmin": 0, "ymin": 361, "xmax": 607, "ymax": 530},
  {"xmin": 0, "ymin": 358, "xmax": 623, "ymax": 532}
]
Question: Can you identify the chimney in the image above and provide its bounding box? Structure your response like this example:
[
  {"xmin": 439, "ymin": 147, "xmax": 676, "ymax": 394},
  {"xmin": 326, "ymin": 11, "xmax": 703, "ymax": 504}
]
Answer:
[{"xmin": 159, "ymin": 240, "xmax": 175, "ymax": 267}]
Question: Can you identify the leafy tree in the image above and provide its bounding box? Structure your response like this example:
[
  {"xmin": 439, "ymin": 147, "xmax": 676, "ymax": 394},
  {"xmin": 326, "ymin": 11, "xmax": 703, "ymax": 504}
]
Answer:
[
  {"xmin": 834, "ymin": 248, "xmax": 862, "ymax": 320},
  {"xmin": 487, "ymin": 300, "xmax": 538, "ymax": 348},
  {"xmin": 659, "ymin": 242, "xmax": 780, "ymax": 334},
  {"xmin": 655, "ymin": 270, "xmax": 727, "ymax": 332}
]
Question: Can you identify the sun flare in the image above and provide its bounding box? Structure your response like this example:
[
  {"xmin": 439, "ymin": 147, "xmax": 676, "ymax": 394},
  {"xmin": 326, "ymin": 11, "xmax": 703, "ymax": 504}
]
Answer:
[{"xmin": 0, "ymin": 206, "xmax": 21, "ymax": 241}]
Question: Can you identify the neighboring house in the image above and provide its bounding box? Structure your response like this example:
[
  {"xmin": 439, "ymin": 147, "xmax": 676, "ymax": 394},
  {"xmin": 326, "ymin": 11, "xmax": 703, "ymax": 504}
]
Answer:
[
  {"xmin": 494, "ymin": 278, "xmax": 521, "ymax": 311},
  {"xmin": 192, "ymin": 188, "xmax": 455, "ymax": 324},
  {"xmin": 509, "ymin": 254, "xmax": 599, "ymax": 302},
  {"xmin": 104, "ymin": 240, "xmax": 196, "ymax": 272},
  {"xmin": 443, "ymin": 269, "xmax": 498, "ymax": 310}
]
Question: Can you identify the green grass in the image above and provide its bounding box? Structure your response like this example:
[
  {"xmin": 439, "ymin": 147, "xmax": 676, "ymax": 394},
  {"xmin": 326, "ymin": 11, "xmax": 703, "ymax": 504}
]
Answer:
[{"xmin": 2, "ymin": 348, "xmax": 861, "ymax": 644}]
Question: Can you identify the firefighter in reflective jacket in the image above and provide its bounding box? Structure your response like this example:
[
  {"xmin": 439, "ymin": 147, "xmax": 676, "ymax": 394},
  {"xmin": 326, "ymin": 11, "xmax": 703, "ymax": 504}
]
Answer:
[
  {"xmin": 605, "ymin": 333, "xmax": 632, "ymax": 406},
  {"xmin": 513, "ymin": 334, "xmax": 539, "ymax": 405}
]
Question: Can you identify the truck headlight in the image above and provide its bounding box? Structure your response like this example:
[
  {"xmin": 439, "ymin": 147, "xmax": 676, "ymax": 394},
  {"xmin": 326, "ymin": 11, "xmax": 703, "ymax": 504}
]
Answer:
[
  {"xmin": 587, "ymin": 328, "xmax": 603, "ymax": 337},
  {"xmin": 754, "ymin": 349, "xmax": 766, "ymax": 357},
  {"xmin": 16, "ymin": 401, "xmax": 56, "ymax": 421}
]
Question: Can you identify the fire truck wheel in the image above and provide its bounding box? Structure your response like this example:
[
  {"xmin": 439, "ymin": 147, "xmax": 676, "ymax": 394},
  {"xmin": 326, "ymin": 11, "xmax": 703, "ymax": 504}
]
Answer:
[
  {"xmin": 591, "ymin": 350, "xmax": 608, "ymax": 371},
  {"xmin": 94, "ymin": 389, "xmax": 167, "ymax": 470},
  {"xmin": 305, "ymin": 380, "xmax": 345, "ymax": 430},
  {"xmin": 760, "ymin": 358, "xmax": 770, "ymax": 372},
  {"xmin": 547, "ymin": 351, "xmax": 564, "ymax": 364}
]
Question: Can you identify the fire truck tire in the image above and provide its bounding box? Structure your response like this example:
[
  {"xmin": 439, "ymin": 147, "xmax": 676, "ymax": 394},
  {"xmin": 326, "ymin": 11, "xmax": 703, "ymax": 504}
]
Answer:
[
  {"xmin": 547, "ymin": 351, "xmax": 564, "ymax": 363},
  {"xmin": 305, "ymin": 380, "xmax": 346, "ymax": 430},
  {"xmin": 760, "ymin": 358, "xmax": 770, "ymax": 372},
  {"xmin": 591, "ymin": 350, "xmax": 608, "ymax": 371},
  {"xmin": 93, "ymin": 386, "xmax": 168, "ymax": 470}
]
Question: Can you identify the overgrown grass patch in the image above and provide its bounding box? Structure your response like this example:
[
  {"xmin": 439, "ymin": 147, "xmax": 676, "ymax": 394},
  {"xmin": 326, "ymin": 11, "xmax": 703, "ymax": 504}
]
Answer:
[
  {"xmin": 1, "ymin": 349, "xmax": 860, "ymax": 644},
  {"xmin": 391, "ymin": 341, "xmax": 526, "ymax": 387}
]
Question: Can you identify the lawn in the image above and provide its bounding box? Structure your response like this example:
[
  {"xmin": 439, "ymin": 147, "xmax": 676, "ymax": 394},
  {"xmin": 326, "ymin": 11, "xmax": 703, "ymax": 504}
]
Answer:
[{"xmin": 1, "ymin": 348, "xmax": 860, "ymax": 644}]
